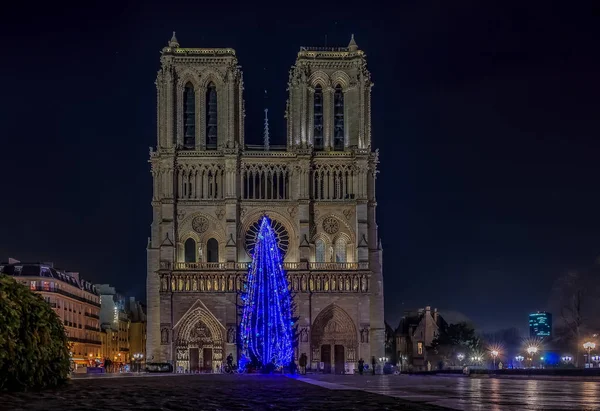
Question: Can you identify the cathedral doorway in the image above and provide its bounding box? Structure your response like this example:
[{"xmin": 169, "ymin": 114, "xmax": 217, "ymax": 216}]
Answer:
[
  {"xmin": 174, "ymin": 305, "xmax": 225, "ymax": 373},
  {"xmin": 334, "ymin": 345, "xmax": 345, "ymax": 374},
  {"xmin": 189, "ymin": 348, "xmax": 200, "ymax": 372},
  {"xmin": 311, "ymin": 304, "xmax": 358, "ymax": 374},
  {"xmin": 320, "ymin": 345, "xmax": 331, "ymax": 373},
  {"xmin": 203, "ymin": 348, "xmax": 213, "ymax": 372}
]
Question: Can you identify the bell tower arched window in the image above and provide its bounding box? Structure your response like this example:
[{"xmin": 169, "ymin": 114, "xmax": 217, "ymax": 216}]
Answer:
[
  {"xmin": 206, "ymin": 83, "xmax": 217, "ymax": 149},
  {"xmin": 333, "ymin": 84, "xmax": 344, "ymax": 151},
  {"xmin": 207, "ymin": 238, "xmax": 219, "ymax": 262},
  {"xmin": 315, "ymin": 239, "xmax": 326, "ymax": 262},
  {"xmin": 313, "ymin": 85, "xmax": 324, "ymax": 150},
  {"xmin": 334, "ymin": 237, "xmax": 347, "ymax": 263},
  {"xmin": 184, "ymin": 238, "xmax": 196, "ymax": 263},
  {"xmin": 183, "ymin": 83, "xmax": 196, "ymax": 149}
]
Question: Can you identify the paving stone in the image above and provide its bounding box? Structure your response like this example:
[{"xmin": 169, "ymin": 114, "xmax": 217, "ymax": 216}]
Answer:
[{"xmin": 0, "ymin": 374, "xmax": 447, "ymax": 411}]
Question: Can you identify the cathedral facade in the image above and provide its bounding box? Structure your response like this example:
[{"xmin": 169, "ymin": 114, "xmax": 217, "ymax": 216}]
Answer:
[{"xmin": 146, "ymin": 33, "xmax": 384, "ymax": 374}]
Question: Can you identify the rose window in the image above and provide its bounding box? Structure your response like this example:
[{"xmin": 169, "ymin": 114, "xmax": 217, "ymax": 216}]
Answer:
[
  {"xmin": 192, "ymin": 216, "xmax": 209, "ymax": 233},
  {"xmin": 245, "ymin": 218, "xmax": 290, "ymax": 257},
  {"xmin": 322, "ymin": 217, "xmax": 339, "ymax": 235}
]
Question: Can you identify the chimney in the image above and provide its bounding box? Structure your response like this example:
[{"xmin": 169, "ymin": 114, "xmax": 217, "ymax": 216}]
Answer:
[{"xmin": 433, "ymin": 308, "xmax": 438, "ymax": 323}]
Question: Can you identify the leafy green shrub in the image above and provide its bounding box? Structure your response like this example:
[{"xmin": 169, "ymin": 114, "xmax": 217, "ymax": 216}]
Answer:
[{"xmin": 0, "ymin": 274, "xmax": 71, "ymax": 391}]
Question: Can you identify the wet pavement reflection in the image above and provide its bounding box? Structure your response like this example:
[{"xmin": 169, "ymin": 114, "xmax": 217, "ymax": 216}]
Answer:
[{"xmin": 299, "ymin": 374, "xmax": 600, "ymax": 410}]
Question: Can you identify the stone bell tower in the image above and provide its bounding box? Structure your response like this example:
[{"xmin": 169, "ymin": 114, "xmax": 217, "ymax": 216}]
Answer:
[
  {"xmin": 285, "ymin": 35, "xmax": 385, "ymax": 362},
  {"xmin": 147, "ymin": 32, "xmax": 244, "ymax": 362}
]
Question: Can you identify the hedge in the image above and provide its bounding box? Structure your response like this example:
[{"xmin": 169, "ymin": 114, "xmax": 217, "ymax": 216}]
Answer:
[{"xmin": 0, "ymin": 274, "xmax": 71, "ymax": 391}]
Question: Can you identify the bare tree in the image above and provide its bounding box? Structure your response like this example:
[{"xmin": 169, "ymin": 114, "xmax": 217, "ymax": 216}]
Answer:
[{"xmin": 551, "ymin": 264, "xmax": 600, "ymax": 366}]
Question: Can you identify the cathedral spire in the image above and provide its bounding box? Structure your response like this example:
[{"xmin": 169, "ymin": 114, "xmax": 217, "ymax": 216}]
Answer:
[
  {"xmin": 168, "ymin": 31, "xmax": 180, "ymax": 48},
  {"xmin": 263, "ymin": 108, "xmax": 270, "ymax": 151},
  {"xmin": 348, "ymin": 34, "xmax": 358, "ymax": 52},
  {"xmin": 263, "ymin": 89, "xmax": 270, "ymax": 151}
]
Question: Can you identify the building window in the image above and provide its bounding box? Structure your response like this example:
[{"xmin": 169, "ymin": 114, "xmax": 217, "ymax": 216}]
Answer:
[
  {"xmin": 417, "ymin": 342, "xmax": 423, "ymax": 355},
  {"xmin": 183, "ymin": 83, "xmax": 195, "ymax": 149},
  {"xmin": 207, "ymin": 238, "xmax": 219, "ymax": 263},
  {"xmin": 334, "ymin": 237, "xmax": 347, "ymax": 263},
  {"xmin": 184, "ymin": 238, "xmax": 196, "ymax": 263},
  {"xmin": 333, "ymin": 84, "xmax": 344, "ymax": 151},
  {"xmin": 315, "ymin": 239, "xmax": 326, "ymax": 262},
  {"xmin": 313, "ymin": 84, "xmax": 324, "ymax": 150},
  {"xmin": 206, "ymin": 82, "xmax": 217, "ymax": 149}
]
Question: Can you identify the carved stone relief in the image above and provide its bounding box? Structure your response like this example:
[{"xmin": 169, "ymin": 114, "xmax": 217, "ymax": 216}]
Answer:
[
  {"xmin": 300, "ymin": 328, "xmax": 309, "ymax": 343},
  {"xmin": 360, "ymin": 327, "xmax": 370, "ymax": 343},
  {"xmin": 227, "ymin": 326, "xmax": 236, "ymax": 344},
  {"xmin": 161, "ymin": 327, "xmax": 170, "ymax": 344}
]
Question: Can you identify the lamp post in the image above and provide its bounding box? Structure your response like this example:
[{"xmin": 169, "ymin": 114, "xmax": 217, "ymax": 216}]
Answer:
[
  {"xmin": 470, "ymin": 356, "xmax": 482, "ymax": 365},
  {"xmin": 561, "ymin": 355, "xmax": 572, "ymax": 364},
  {"xmin": 583, "ymin": 342, "xmax": 596, "ymax": 368},
  {"xmin": 457, "ymin": 353, "xmax": 465, "ymax": 363},
  {"xmin": 526, "ymin": 346, "xmax": 538, "ymax": 368},
  {"xmin": 133, "ymin": 353, "xmax": 144, "ymax": 373},
  {"xmin": 515, "ymin": 355, "xmax": 524, "ymax": 369},
  {"xmin": 490, "ymin": 350, "xmax": 499, "ymax": 370}
]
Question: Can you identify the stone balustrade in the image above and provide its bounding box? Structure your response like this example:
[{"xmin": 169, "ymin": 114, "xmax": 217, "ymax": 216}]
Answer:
[{"xmin": 160, "ymin": 261, "xmax": 369, "ymax": 271}]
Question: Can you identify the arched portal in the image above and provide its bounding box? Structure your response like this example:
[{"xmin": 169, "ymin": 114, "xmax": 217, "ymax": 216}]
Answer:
[
  {"xmin": 311, "ymin": 304, "xmax": 358, "ymax": 374},
  {"xmin": 174, "ymin": 306, "xmax": 225, "ymax": 373}
]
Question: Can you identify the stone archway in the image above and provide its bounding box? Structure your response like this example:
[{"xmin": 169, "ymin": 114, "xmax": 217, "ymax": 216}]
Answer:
[
  {"xmin": 174, "ymin": 306, "xmax": 225, "ymax": 373},
  {"xmin": 311, "ymin": 304, "xmax": 358, "ymax": 374}
]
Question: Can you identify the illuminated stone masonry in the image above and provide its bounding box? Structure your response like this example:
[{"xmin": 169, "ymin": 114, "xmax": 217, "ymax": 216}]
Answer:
[{"xmin": 146, "ymin": 33, "xmax": 384, "ymax": 374}]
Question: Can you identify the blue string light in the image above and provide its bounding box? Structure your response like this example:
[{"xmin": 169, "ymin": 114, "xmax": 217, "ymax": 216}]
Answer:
[{"xmin": 239, "ymin": 216, "xmax": 294, "ymax": 369}]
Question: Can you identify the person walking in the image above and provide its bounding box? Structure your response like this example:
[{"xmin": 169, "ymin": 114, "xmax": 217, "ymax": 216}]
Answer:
[
  {"xmin": 299, "ymin": 353, "xmax": 307, "ymax": 375},
  {"xmin": 371, "ymin": 356, "xmax": 376, "ymax": 375},
  {"xmin": 358, "ymin": 358, "xmax": 364, "ymax": 375}
]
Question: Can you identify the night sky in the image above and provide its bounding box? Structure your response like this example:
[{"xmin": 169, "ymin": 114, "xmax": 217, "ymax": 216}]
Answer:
[{"xmin": 1, "ymin": 1, "xmax": 598, "ymax": 334}]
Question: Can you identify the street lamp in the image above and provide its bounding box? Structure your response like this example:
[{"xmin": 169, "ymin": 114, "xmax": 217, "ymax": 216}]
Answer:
[
  {"xmin": 133, "ymin": 353, "xmax": 144, "ymax": 373},
  {"xmin": 457, "ymin": 353, "xmax": 465, "ymax": 362},
  {"xmin": 515, "ymin": 355, "xmax": 524, "ymax": 369},
  {"xmin": 583, "ymin": 342, "xmax": 596, "ymax": 368},
  {"xmin": 490, "ymin": 350, "xmax": 499, "ymax": 369},
  {"xmin": 526, "ymin": 346, "xmax": 538, "ymax": 368}
]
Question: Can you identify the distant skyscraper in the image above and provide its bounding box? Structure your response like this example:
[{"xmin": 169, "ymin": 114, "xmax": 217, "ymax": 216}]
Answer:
[{"xmin": 529, "ymin": 312, "xmax": 552, "ymax": 338}]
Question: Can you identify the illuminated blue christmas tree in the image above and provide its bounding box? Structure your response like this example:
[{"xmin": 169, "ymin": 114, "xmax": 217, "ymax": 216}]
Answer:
[{"xmin": 239, "ymin": 216, "xmax": 294, "ymax": 369}]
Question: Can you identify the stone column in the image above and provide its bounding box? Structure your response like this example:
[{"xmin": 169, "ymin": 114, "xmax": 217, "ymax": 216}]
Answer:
[{"xmin": 367, "ymin": 154, "xmax": 384, "ymax": 362}]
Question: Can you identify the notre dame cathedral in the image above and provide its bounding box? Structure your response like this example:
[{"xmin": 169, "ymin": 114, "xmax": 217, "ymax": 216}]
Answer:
[{"xmin": 146, "ymin": 33, "xmax": 384, "ymax": 374}]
